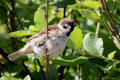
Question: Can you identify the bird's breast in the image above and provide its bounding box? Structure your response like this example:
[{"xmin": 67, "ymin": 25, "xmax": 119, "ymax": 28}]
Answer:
[{"xmin": 46, "ymin": 36, "xmax": 67, "ymax": 57}]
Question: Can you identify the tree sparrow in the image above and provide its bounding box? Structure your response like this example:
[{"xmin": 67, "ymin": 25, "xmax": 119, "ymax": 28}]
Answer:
[{"xmin": 8, "ymin": 18, "xmax": 76, "ymax": 61}]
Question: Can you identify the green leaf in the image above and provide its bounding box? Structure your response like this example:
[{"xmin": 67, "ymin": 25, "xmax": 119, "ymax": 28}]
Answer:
[
  {"xmin": 34, "ymin": 8, "xmax": 46, "ymax": 31},
  {"xmin": 66, "ymin": 39, "xmax": 75, "ymax": 49},
  {"xmin": 82, "ymin": 1, "xmax": 100, "ymax": 9},
  {"xmin": 52, "ymin": 0, "xmax": 76, "ymax": 8},
  {"xmin": 52, "ymin": 55, "xmax": 88, "ymax": 66},
  {"xmin": 9, "ymin": 30, "xmax": 36, "ymax": 38},
  {"xmin": 79, "ymin": 9, "xmax": 100, "ymax": 21},
  {"xmin": 72, "ymin": 1, "xmax": 100, "ymax": 10},
  {"xmin": 68, "ymin": 27, "xmax": 83, "ymax": 49},
  {"xmin": 48, "ymin": 64, "xmax": 57, "ymax": 80},
  {"xmin": 0, "ymin": 76, "xmax": 21, "ymax": 80},
  {"xmin": 83, "ymin": 32, "xmax": 104, "ymax": 56},
  {"xmin": 23, "ymin": 75, "xmax": 31, "ymax": 80},
  {"xmin": 107, "ymin": 51, "xmax": 116, "ymax": 60},
  {"xmin": 29, "ymin": 25, "xmax": 38, "ymax": 32}
]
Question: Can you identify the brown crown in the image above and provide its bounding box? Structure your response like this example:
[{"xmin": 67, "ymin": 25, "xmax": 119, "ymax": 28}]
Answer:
[{"xmin": 59, "ymin": 18, "xmax": 74, "ymax": 26}]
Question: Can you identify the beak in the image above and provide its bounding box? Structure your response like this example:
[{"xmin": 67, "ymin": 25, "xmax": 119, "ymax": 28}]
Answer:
[{"xmin": 73, "ymin": 22, "xmax": 77, "ymax": 26}]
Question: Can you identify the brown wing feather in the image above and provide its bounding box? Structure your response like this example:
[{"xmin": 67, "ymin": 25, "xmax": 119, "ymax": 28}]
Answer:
[{"xmin": 27, "ymin": 24, "xmax": 58, "ymax": 43}]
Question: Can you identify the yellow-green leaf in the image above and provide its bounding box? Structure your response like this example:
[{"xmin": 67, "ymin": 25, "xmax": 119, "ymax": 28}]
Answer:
[
  {"xmin": 34, "ymin": 8, "xmax": 46, "ymax": 31},
  {"xmin": 67, "ymin": 27, "xmax": 83, "ymax": 49},
  {"xmin": 107, "ymin": 51, "xmax": 116, "ymax": 60}
]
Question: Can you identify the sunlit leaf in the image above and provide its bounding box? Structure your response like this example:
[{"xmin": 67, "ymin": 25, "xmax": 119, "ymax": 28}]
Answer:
[
  {"xmin": 9, "ymin": 30, "xmax": 36, "ymax": 38},
  {"xmin": 0, "ymin": 76, "xmax": 21, "ymax": 80},
  {"xmin": 68, "ymin": 27, "xmax": 83, "ymax": 49},
  {"xmin": 73, "ymin": 1, "xmax": 100, "ymax": 10},
  {"xmin": 82, "ymin": 1, "xmax": 100, "ymax": 9},
  {"xmin": 79, "ymin": 9, "xmax": 100, "ymax": 21},
  {"xmin": 83, "ymin": 32, "xmax": 104, "ymax": 56},
  {"xmin": 107, "ymin": 51, "xmax": 116, "ymax": 60},
  {"xmin": 29, "ymin": 25, "xmax": 38, "ymax": 32},
  {"xmin": 23, "ymin": 75, "xmax": 31, "ymax": 80},
  {"xmin": 34, "ymin": 8, "xmax": 46, "ymax": 31}
]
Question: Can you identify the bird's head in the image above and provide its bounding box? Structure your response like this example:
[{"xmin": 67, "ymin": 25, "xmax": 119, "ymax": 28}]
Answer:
[{"xmin": 58, "ymin": 18, "xmax": 77, "ymax": 36}]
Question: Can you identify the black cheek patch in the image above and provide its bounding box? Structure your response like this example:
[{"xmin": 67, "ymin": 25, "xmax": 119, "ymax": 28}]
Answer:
[
  {"xmin": 63, "ymin": 26, "xmax": 68, "ymax": 29},
  {"xmin": 66, "ymin": 25, "xmax": 75, "ymax": 36},
  {"xmin": 37, "ymin": 42, "xmax": 45, "ymax": 47}
]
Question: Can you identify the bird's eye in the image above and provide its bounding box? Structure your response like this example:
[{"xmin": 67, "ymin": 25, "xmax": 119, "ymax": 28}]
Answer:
[{"xmin": 63, "ymin": 26, "xmax": 68, "ymax": 29}]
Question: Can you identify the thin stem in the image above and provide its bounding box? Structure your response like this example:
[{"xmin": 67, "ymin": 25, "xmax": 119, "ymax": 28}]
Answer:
[
  {"xmin": 78, "ymin": 48, "xmax": 120, "ymax": 63},
  {"xmin": 58, "ymin": 47, "xmax": 67, "ymax": 80},
  {"xmin": 63, "ymin": 6, "xmax": 67, "ymax": 18},
  {"xmin": 45, "ymin": 49, "xmax": 49, "ymax": 80},
  {"xmin": 7, "ymin": 0, "xmax": 18, "ymax": 50},
  {"xmin": 99, "ymin": 0, "xmax": 120, "ymax": 50},
  {"xmin": 0, "ymin": 64, "xmax": 4, "ymax": 76},
  {"xmin": 0, "ymin": 55, "xmax": 11, "ymax": 76},
  {"xmin": 45, "ymin": 0, "xmax": 49, "ymax": 80},
  {"xmin": 103, "ymin": 0, "xmax": 120, "ymax": 39},
  {"xmin": 36, "ymin": 59, "xmax": 45, "ymax": 80},
  {"xmin": 99, "ymin": 0, "xmax": 105, "ymax": 12},
  {"xmin": 15, "ymin": 14, "xmax": 24, "ymax": 30},
  {"xmin": 78, "ymin": 65, "xmax": 80, "ymax": 80},
  {"xmin": 96, "ymin": 23, "xmax": 100, "ymax": 37},
  {"xmin": 46, "ymin": 0, "xmax": 49, "ymax": 39}
]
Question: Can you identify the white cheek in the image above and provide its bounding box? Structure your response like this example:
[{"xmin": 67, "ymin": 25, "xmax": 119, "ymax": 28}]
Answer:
[
  {"xmin": 58, "ymin": 24, "xmax": 64, "ymax": 30},
  {"xmin": 58, "ymin": 24, "xmax": 70, "ymax": 32}
]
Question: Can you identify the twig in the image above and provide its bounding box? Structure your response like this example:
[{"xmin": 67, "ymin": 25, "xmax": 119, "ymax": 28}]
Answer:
[
  {"xmin": 97, "ymin": 66, "xmax": 105, "ymax": 80},
  {"xmin": 103, "ymin": 0, "xmax": 120, "ymax": 39},
  {"xmin": 7, "ymin": 0, "xmax": 18, "ymax": 50},
  {"xmin": 78, "ymin": 65, "xmax": 80, "ymax": 80},
  {"xmin": 0, "ymin": 64, "xmax": 4, "ymax": 76},
  {"xmin": 58, "ymin": 7, "xmax": 68, "ymax": 80},
  {"xmin": 22, "ymin": 60, "xmax": 33, "ymax": 79},
  {"xmin": 45, "ymin": 0, "xmax": 49, "ymax": 80},
  {"xmin": 98, "ymin": 0, "xmax": 120, "ymax": 50},
  {"xmin": 15, "ymin": 14, "xmax": 24, "ymax": 30},
  {"xmin": 78, "ymin": 48, "xmax": 120, "ymax": 63},
  {"xmin": 0, "ymin": 55, "xmax": 11, "ymax": 76},
  {"xmin": 36, "ymin": 59, "xmax": 45, "ymax": 80},
  {"xmin": 63, "ymin": 6, "xmax": 67, "ymax": 18},
  {"xmin": 99, "ymin": 0, "xmax": 105, "ymax": 12},
  {"xmin": 58, "ymin": 47, "xmax": 67, "ymax": 80},
  {"xmin": 71, "ymin": 10, "xmax": 79, "ymax": 24}
]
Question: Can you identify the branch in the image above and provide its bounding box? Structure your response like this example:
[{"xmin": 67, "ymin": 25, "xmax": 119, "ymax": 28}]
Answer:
[
  {"xmin": 78, "ymin": 48, "xmax": 120, "ymax": 63},
  {"xmin": 78, "ymin": 65, "xmax": 80, "ymax": 80},
  {"xmin": 36, "ymin": 59, "xmax": 45, "ymax": 80},
  {"xmin": 103, "ymin": 0, "xmax": 120, "ymax": 39},
  {"xmin": 7, "ymin": 0, "xmax": 18, "ymax": 50},
  {"xmin": 45, "ymin": 0, "xmax": 49, "ymax": 80},
  {"xmin": 63, "ymin": 6, "xmax": 67, "ymax": 18},
  {"xmin": 58, "ymin": 48, "xmax": 67, "ymax": 80},
  {"xmin": 0, "ymin": 54, "xmax": 11, "ymax": 76},
  {"xmin": 98, "ymin": 0, "xmax": 120, "ymax": 50},
  {"xmin": 99, "ymin": 0, "xmax": 105, "ymax": 12},
  {"xmin": 15, "ymin": 14, "xmax": 24, "ymax": 30}
]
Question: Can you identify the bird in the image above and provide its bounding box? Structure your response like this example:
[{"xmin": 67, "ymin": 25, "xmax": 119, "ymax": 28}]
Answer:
[{"xmin": 8, "ymin": 18, "xmax": 77, "ymax": 61}]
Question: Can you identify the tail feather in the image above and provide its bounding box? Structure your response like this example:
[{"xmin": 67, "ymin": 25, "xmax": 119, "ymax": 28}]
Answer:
[{"xmin": 8, "ymin": 50, "xmax": 23, "ymax": 61}]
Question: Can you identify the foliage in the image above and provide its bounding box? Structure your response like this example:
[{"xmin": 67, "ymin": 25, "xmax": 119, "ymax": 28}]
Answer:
[{"xmin": 0, "ymin": 0, "xmax": 120, "ymax": 80}]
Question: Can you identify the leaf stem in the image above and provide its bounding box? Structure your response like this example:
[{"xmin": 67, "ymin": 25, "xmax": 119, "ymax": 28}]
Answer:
[
  {"xmin": 96, "ymin": 22, "xmax": 100, "ymax": 37},
  {"xmin": 78, "ymin": 48, "xmax": 120, "ymax": 63}
]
